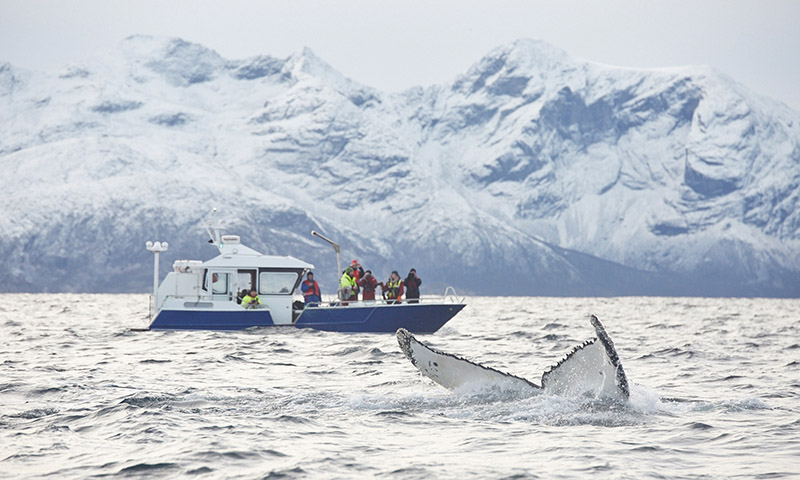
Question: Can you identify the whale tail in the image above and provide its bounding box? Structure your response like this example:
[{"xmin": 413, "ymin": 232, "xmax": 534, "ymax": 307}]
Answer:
[
  {"xmin": 540, "ymin": 315, "xmax": 630, "ymax": 400},
  {"xmin": 396, "ymin": 328, "xmax": 540, "ymax": 394},
  {"xmin": 396, "ymin": 315, "xmax": 630, "ymax": 402}
]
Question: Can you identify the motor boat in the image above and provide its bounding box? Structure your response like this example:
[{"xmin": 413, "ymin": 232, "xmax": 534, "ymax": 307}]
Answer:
[{"xmin": 145, "ymin": 214, "xmax": 465, "ymax": 333}]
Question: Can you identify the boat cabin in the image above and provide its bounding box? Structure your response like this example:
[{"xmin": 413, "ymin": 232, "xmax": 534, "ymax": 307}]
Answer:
[{"xmin": 152, "ymin": 235, "xmax": 313, "ymax": 325}]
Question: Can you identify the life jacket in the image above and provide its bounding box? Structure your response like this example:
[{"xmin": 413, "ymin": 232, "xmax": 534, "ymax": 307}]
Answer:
[
  {"xmin": 339, "ymin": 272, "xmax": 357, "ymax": 299},
  {"xmin": 340, "ymin": 272, "xmax": 357, "ymax": 289},
  {"xmin": 241, "ymin": 295, "xmax": 261, "ymax": 309},
  {"xmin": 386, "ymin": 278, "xmax": 401, "ymax": 299},
  {"xmin": 303, "ymin": 280, "xmax": 320, "ymax": 298},
  {"xmin": 303, "ymin": 280, "xmax": 322, "ymax": 303}
]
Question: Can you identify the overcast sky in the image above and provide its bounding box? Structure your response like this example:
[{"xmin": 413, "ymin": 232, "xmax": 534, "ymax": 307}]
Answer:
[{"xmin": 1, "ymin": 0, "xmax": 799, "ymax": 110}]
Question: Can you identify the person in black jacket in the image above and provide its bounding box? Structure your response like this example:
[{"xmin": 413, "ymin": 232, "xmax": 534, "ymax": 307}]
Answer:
[{"xmin": 403, "ymin": 268, "xmax": 422, "ymax": 304}]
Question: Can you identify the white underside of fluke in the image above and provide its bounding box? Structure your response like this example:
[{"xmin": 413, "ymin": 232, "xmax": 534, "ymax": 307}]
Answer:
[
  {"xmin": 396, "ymin": 328, "xmax": 539, "ymax": 394},
  {"xmin": 396, "ymin": 315, "xmax": 630, "ymax": 402}
]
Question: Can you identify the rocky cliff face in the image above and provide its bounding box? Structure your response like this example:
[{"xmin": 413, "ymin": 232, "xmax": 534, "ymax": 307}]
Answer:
[{"xmin": 1, "ymin": 36, "xmax": 798, "ymax": 296}]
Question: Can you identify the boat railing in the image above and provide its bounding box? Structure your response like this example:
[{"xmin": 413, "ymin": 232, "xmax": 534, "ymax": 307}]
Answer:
[
  {"xmin": 442, "ymin": 286, "xmax": 464, "ymax": 304},
  {"xmin": 304, "ymin": 287, "xmax": 464, "ymax": 310},
  {"xmin": 152, "ymin": 288, "xmax": 463, "ymax": 312}
]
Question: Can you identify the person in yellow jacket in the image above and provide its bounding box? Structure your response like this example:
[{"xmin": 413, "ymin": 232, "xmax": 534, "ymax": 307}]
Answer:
[
  {"xmin": 339, "ymin": 267, "xmax": 358, "ymax": 305},
  {"xmin": 241, "ymin": 289, "xmax": 262, "ymax": 309},
  {"xmin": 380, "ymin": 270, "xmax": 404, "ymax": 304}
]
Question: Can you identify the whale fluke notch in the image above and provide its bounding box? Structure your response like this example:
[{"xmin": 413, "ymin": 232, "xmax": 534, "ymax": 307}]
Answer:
[{"xmin": 396, "ymin": 315, "xmax": 630, "ymax": 402}]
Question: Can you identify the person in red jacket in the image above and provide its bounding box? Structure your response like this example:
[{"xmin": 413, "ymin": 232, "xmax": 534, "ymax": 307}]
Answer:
[{"xmin": 359, "ymin": 270, "xmax": 379, "ymax": 301}]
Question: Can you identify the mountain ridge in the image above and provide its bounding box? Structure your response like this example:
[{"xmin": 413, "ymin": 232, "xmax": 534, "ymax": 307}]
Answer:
[{"xmin": 1, "ymin": 36, "xmax": 798, "ymax": 296}]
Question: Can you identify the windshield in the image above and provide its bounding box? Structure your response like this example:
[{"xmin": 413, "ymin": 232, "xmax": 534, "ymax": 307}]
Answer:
[{"xmin": 259, "ymin": 271, "xmax": 299, "ymax": 295}]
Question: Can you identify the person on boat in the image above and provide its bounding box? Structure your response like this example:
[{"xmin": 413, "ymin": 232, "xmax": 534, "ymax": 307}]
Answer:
[
  {"xmin": 236, "ymin": 288, "xmax": 249, "ymax": 304},
  {"xmin": 359, "ymin": 270, "xmax": 379, "ymax": 301},
  {"xmin": 380, "ymin": 271, "xmax": 404, "ymax": 304},
  {"xmin": 241, "ymin": 289, "xmax": 262, "ymax": 309},
  {"xmin": 403, "ymin": 268, "xmax": 422, "ymax": 304},
  {"xmin": 339, "ymin": 267, "xmax": 358, "ymax": 305},
  {"xmin": 350, "ymin": 260, "xmax": 363, "ymax": 299},
  {"xmin": 301, "ymin": 272, "xmax": 321, "ymax": 307}
]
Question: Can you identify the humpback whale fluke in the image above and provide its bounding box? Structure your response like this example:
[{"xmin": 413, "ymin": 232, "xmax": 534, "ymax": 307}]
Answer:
[
  {"xmin": 396, "ymin": 315, "xmax": 630, "ymax": 401},
  {"xmin": 396, "ymin": 326, "xmax": 539, "ymax": 393}
]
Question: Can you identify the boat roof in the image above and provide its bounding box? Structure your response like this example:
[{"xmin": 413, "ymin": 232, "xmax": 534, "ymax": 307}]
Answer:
[{"xmin": 202, "ymin": 240, "xmax": 314, "ymax": 270}]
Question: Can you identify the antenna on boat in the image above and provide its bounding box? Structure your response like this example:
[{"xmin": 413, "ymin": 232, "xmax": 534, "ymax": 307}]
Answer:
[
  {"xmin": 311, "ymin": 230, "xmax": 341, "ymax": 283},
  {"xmin": 145, "ymin": 240, "xmax": 169, "ymax": 320},
  {"xmin": 205, "ymin": 207, "xmax": 221, "ymax": 246}
]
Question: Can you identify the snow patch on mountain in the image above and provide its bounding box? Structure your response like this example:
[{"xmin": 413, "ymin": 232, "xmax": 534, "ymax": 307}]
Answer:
[{"xmin": 1, "ymin": 36, "xmax": 798, "ymax": 296}]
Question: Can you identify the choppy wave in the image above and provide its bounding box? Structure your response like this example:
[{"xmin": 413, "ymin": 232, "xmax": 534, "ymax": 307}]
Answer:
[{"xmin": 1, "ymin": 295, "xmax": 799, "ymax": 479}]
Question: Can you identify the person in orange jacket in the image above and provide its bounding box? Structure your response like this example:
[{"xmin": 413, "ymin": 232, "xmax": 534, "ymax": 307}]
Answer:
[{"xmin": 300, "ymin": 272, "xmax": 321, "ymax": 306}]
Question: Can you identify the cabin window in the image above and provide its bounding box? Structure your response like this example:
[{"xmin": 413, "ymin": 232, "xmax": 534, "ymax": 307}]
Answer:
[
  {"xmin": 237, "ymin": 270, "xmax": 256, "ymax": 291},
  {"xmin": 258, "ymin": 271, "xmax": 298, "ymax": 295},
  {"xmin": 211, "ymin": 272, "xmax": 229, "ymax": 294}
]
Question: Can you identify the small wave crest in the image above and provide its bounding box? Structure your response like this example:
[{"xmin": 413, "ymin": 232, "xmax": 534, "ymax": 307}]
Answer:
[
  {"xmin": 262, "ymin": 466, "xmax": 306, "ymax": 479},
  {"xmin": 658, "ymin": 396, "xmax": 771, "ymax": 415},
  {"xmin": 8, "ymin": 407, "xmax": 59, "ymax": 419},
  {"xmin": 117, "ymin": 462, "xmax": 180, "ymax": 476},
  {"xmin": 721, "ymin": 397, "xmax": 771, "ymax": 411},
  {"xmin": 120, "ymin": 393, "xmax": 175, "ymax": 408}
]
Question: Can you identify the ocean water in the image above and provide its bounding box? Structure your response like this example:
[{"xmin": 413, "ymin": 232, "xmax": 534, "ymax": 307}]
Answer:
[{"xmin": 1, "ymin": 294, "xmax": 798, "ymax": 479}]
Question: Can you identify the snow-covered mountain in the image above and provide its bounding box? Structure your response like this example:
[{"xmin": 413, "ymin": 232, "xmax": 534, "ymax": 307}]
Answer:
[{"xmin": 1, "ymin": 36, "xmax": 798, "ymax": 296}]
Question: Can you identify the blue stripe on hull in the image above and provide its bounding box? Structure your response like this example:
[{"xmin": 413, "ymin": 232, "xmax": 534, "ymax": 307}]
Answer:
[
  {"xmin": 150, "ymin": 309, "xmax": 275, "ymax": 330},
  {"xmin": 294, "ymin": 303, "xmax": 466, "ymax": 333},
  {"xmin": 149, "ymin": 304, "xmax": 465, "ymax": 333}
]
